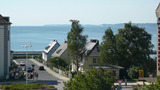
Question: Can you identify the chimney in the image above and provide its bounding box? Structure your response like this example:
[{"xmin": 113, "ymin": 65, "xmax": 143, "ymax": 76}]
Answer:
[
  {"xmin": 64, "ymin": 41, "xmax": 67, "ymax": 43},
  {"xmin": 90, "ymin": 39, "xmax": 99, "ymax": 44}
]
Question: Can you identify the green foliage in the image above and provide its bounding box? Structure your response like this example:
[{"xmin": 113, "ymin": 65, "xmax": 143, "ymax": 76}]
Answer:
[
  {"xmin": 63, "ymin": 67, "xmax": 116, "ymax": 90},
  {"xmin": 50, "ymin": 57, "xmax": 69, "ymax": 70},
  {"xmin": 100, "ymin": 27, "xmax": 117, "ymax": 65},
  {"xmin": 156, "ymin": 76, "xmax": 160, "ymax": 85},
  {"xmin": 2, "ymin": 83, "xmax": 55, "ymax": 90},
  {"xmin": 127, "ymin": 66, "xmax": 141, "ymax": 79},
  {"xmin": 67, "ymin": 20, "xmax": 88, "ymax": 71},
  {"xmin": 100, "ymin": 22, "xmax": 154, "ymax": 78}
]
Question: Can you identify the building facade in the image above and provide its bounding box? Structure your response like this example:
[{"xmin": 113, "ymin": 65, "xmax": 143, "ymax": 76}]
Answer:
[
  {"xmin": 0, "ymin": 14, "xmax": 11, "ymax": 79},
  {"xmin": 42, "ymin": 40, "xmax": 60, "ymax": 61},
  {"xmin": 156, "ymin": 3, "xmax": 160, "ymax": 75},
  {"xmin": 52, "ymin": 41, "xmax": 70, "ymax": 63}
]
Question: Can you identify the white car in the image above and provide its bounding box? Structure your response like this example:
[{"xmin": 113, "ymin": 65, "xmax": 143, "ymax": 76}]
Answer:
[{"xmin": 20, "ymin": 61, "xmax": 25, "ymax": 66}]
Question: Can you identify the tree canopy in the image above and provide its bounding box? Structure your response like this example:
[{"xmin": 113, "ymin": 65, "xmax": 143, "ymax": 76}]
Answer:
[
  {"xmin": 100, "ymin": 22, "xmax": 154, "ymax": 77},
  {"xmin": 67, "ymin": 20, "xmax": 88, "ymax": 71},
  {"xmin": 63, "ymin": 67, "xmax": 116, "ymax": 90}
]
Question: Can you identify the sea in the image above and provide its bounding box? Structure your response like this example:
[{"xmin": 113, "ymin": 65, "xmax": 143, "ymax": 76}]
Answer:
[{"xmin": 11, "ymin": 23, "xmax": 157, "ymax": 53}]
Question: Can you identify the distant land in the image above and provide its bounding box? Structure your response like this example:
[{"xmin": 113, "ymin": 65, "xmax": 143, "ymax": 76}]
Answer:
[{"xmin": 43, "ymin": 23, "xmax": 156, "ymax": 27}]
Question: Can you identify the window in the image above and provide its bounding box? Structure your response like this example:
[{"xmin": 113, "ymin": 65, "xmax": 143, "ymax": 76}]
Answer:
[
  {"xmin": 93, "ymin": 58, "xmax": 96, "ymax": 63},
  {"xmin": 97, "ymin": 47, "xmax": 99, "ymax": 52}
]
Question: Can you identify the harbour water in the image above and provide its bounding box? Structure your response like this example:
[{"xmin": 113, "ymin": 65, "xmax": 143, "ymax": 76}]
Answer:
[{"xmin": 11, "ymin": 23, "xmax": 157, "ymax": 52}]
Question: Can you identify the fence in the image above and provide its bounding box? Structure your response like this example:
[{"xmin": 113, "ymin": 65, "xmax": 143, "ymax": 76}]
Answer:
[{"xmin": 52, "ymin": 66, "xmax": 66, "ymax": 76}]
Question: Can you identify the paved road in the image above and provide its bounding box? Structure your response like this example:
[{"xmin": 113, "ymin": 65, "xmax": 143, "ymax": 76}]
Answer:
[{"xmin": 14, "ymin": 59, "xmax": 65, "ymax": 90}]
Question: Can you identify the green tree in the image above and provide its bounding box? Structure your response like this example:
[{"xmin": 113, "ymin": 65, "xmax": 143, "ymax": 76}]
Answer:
[
  {"xmin": 115, "ymin": 22, "xmax": 153, "ymax": 69},
  {"xmin": 63, "ymin": 67, "xmax": 116, "ymax": 90},
  {"xmin": 100, "ymin": 27, "xmax": 117, "ymax": 65},
  {"xmin": 67, "ymin": 20, "xmax": 88, "ymax": 72},
  {"xmin": 100, "ymin": 22, "xmax": 154, "ymax": 78}
]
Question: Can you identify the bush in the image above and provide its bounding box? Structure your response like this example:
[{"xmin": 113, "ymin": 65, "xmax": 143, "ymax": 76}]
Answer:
[
  {"xmin": 50, "ymin": 57, "xmax": 69, "ymax": 70},
  {"xmin": 127, "ymin": 66, "xmax": 141, "ymax": 79},
  {"xmin": 63, "ymin": 67, "xmax": 117, "ymax": 90}
]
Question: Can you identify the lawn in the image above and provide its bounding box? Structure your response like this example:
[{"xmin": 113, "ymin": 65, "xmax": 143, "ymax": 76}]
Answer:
[{"xmin": 1, "ymin": 83, "xmax": 55, "ymax": 90}]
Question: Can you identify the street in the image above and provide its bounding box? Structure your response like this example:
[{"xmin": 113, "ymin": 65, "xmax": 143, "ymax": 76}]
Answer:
[{"xmin": 14, "ymin": 59, "xmax": 65, "ymax": 90}]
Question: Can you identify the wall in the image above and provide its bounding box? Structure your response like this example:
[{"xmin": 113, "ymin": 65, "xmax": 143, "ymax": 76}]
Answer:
[{"xmin": 0, "ymin": 25, "xmax": 4, "ymax": 77}]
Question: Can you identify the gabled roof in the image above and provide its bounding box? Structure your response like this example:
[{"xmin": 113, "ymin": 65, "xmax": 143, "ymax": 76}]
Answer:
[
  {"xmin": 156, "ymin": 3, "xmax": 160, "ymax": 11},
  {"xmin": 43, "ymin": 40, "xmax": 59, "ymax": 53},
  {"xmin": 52, "ymin": 41, "xmax": 67, "ymax": 57},
  {"xmin": 85, "ymin": 39, "xmax": 99, "ymax": 56},
  {"xmin": 0, "ymin": 14, "xmax": 11, "ymax": 24}
]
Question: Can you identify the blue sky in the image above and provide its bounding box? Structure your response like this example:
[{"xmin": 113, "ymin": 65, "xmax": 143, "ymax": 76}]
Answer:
[{"xmin": 0, "ymin": 0, "xmax": 159, "ymax": 26}]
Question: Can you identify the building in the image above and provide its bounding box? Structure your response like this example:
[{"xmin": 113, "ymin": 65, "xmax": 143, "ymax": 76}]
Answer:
[
  {"xmin": 71, "ymin": 39, "xmax": 123, "ymax": 78},
  {"xmin": 76, "ymin": 39, "xmax": 100, "ymax": 72},
  {"xmin": 52, "ymin": 41, "xmax": 70, "ymax": 62},
  {"xmin": 42, "ymin": 40, "xmax": 60, "ymax": 61},
  {"xmin": 156, "ymin": 3, "xmax": 160, "ymax": 75},
  {"xmin": 0, "ymin": 14, "xmax": 11, "ymax": 79}
]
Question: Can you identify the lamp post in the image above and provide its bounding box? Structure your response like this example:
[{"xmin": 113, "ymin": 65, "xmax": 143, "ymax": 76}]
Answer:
[
  {"xmin": 22, "ymin": 41, "xmax": 32, "ymax": 85},
  {"xmin": 69, "ymin": 63, "xmax": 72, "ymax": 80},
  {"xmin": 56, "ymin": 59, "xmax": 59, "ymax": 72}
]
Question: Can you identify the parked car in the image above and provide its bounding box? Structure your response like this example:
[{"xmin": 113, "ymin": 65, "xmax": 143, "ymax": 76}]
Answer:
[
  {"xmin": 26, "ymin": 66, "xmax": 33, "ymax": 72},
  {"xmin": 20, "ymin": 61, "xmax": 25, "ymax": 66},
  {"xmin": 39, "ymin": 66, "xmax": 44, "ymax": 70}
]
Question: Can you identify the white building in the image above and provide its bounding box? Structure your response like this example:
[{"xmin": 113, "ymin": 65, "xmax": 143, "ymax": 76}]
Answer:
[
  {"xmin": 42, "ymin": 40, "xmax": 60, "ymax": 61},
  {"xmin": 0, "ymin": 14, "xmax": 11, "ymax": 79}
]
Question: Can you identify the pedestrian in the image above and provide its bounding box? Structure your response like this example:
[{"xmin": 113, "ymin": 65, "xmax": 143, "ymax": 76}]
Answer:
[
  {"xmin": 36, "ymin": 73, "xmax": 39, "ymax": 80},
  {"xmin": 30, "ymin": 73, "xmax": 33, "ymax": 79}
]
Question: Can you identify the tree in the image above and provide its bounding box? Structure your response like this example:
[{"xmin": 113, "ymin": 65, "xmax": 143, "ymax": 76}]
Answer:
[
  {"xmin": 115, "ymin": 22, "xmax": 153, "ymax": 69},
  {"xmin": 100, "ymin": 27, "xmax": 117, "ymax": 65},
  {"xmin": 63, "ymin": 67, "xmax": 116, "ymax": 90},
  {"xmin": 67, "ymin": 20, "xmax": 88, "ymax": 72},
  {"xmin": 100, "ymin": 22, "xmax": 154, "ymax": 78}
]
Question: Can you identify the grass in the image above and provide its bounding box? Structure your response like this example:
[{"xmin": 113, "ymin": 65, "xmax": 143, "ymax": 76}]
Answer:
[{"xmin": 1, "ymin": 83, "xmax": 55, "ymax": 90}]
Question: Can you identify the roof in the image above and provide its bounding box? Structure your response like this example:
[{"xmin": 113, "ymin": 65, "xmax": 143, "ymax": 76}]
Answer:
[
  {"xmin": 85, "ymin": 40, "xmax": 99, "ymax": 56},
  {"xmin": 43, "ymin": 40, "xmax": 59, "ymax": 53},
  {"xmin": 156, "ymin": 3, "xmax": 160, "ymax": 18},
  {"xmin": 156, "ymin": 3, "xmax": 160, "ymax": 11},
  {"xmin": 0, "ymin": 14, "xmax": 11, "ymax": 24},
  {"xmin": 90, "ymin": 65, "xmax": 124, "ymax": 69},
  {"xmin": 52, "ymin": 42, "xmax": 67, "ymax": 57}
]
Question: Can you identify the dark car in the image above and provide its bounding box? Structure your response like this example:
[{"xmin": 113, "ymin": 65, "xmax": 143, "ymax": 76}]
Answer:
[
  {"xmin": 39, "ymin": 66, "xmax": 44, "ymax": 70},
  {"xmin": 26, "ymin": 66, "xmax": 33, "ymax": 72}
]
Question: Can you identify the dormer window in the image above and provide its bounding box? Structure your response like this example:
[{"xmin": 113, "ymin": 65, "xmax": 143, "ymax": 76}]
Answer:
[{"xmin": 45, "ymin": 46, "xmax": 50, "ymax": 50}]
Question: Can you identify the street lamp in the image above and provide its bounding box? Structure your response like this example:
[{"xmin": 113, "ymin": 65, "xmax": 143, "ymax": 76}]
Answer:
[
  {"xmin": 56, "ymin": 59, "xmax": 59, "ymax": 71},
  {"xmin": 22, "ymin": 41, "xmax": 32, "ymax": 85},
  {"xmin": 69, "ymin": 63, "xmax": 72, "ymax": 80}
]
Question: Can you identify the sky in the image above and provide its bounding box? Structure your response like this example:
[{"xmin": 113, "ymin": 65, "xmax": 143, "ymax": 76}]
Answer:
[{"xmin": 0, "ymin": 0, "xmax": 159, "ymax": 26}]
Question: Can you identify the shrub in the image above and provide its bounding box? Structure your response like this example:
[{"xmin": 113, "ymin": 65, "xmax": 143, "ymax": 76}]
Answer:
[
  {"xmin": 63, "ymin": 67, "xmax": 116, "ymax": 90},
  {"xmin": 2, "ymin": 83, "xmax": 55, "ymax": 90}
]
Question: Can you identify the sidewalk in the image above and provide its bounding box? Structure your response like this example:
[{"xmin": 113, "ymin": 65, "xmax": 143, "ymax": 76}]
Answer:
[
  {"xmin": 29, "ymin": 59, "xmax": 69, "ymax": 81},
  {"xmin": 114, "ymin": 81, "xmax": 151, "ymax": 86}
]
